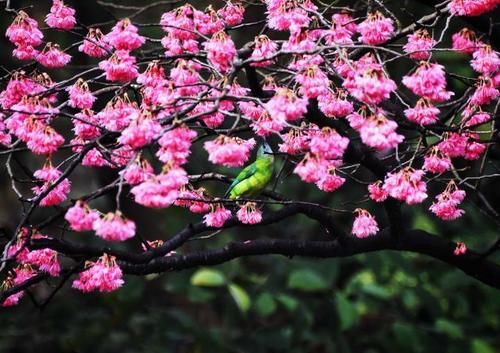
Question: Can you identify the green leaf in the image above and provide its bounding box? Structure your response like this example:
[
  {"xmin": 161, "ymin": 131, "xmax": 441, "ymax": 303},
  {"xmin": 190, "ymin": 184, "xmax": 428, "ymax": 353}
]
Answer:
[
  {"xmin": 190, "ymin": 268, "xmax": 226, "ymax": 287},
  {"xmin": 276, "ymin": 294, "xmax": 299, "ymax": 312},
  {"xmin": 335, "ymin": 293, "xmax": 358, "ymax": 331},
  {"xmin": 287, "ymin": 269, "xmax": 329, "ymax": 292},
  {"xmin": 255, "ymin": 293, "xmax": 277, "ymax": 317},
  {"xmin": 434, "ymin": 318, "xmax": 463, "ymax": 339},
  {"xmin": 188, "ymin": 286, "xmax": 216, "ymax": 303},
  {"xmin": 471, "ymin": 339, "xmax": 496, "ymax": 353},
  {"xmin": 362, "ymin": 283, "xmax": 392, "ymax": 299},
  {"xmin": 228, "ymin": 283, "xmax": 251, "ymax": 313},
  {"xmin": 392, "ymin": 322, "xmax": 420, "ymax": 351}
]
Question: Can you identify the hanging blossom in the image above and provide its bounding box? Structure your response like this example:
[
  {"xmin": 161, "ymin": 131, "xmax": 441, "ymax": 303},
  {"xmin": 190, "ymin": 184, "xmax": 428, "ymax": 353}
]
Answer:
[
  {"xmin": 130, "ymin": 165, "xmax": 188, "ymax": 208},
  {"xmin": 403, "ymin": 29, "xmax": 435, "ymax": 60},
  {"xmin": 463, "ymin": 110, "xmax": 491, "ymax": 127},
  {"xmin": 217, "ymin": 1, "xmax": 245, "ymax": 26},
  {"xmin": 203, "ymin": 31, "xmax": 236, "ymax": 73},
  {"xmin": 45, "ymin": 0, "xmax": 76, "ymax": 30},
  {"xmin": 293, "ymin": 153, "xmax": 336, "ymax": 183},
  {"xmin": 72, "ymin": 110, "xmax": 101, "ymax": 140},
  {"xmin": 118, "ymin": 111, "xmax": 162, "ymax": 149},
  {"xmin": 204, "ymin": 204, "xmax": 232, "ymax": 228},
  {"xmin": 296, "ymin": 65, "xmax": 330, "ymax": 99},
  {"xmin": 237, "ymin": 202, "xmax": 263, "ymax": 225},
  {"xmin": 317, "ymin": 89, "xmax": 354, "ymax": 118},
  {"xmin": 204, "ymin": 135, "xmax": 256, "ymax": 167},
  {"xmin": 250, "ymin": 35, "xmax": 278, "ymax": 67},
  {"xmin": 265, "ymin": 0, "xmax": 314, "ymax": 32},
  {"xmin": 175, "ymin": 187, "xmax": 211, "ymax": 214},
  {"xmin": 402, "ymin": 62, "xmax": 454, "ymax": 102},
  {"xmin": 309, "ymin": 127, "xmax": 349, "ymax": 160},
  {"xmin": 345, "ymin": 67, "xmax": 397, "ymax": 105},
  {"xmin": 93, "ymin": 211, "xmax": 136, "ymax": 241},
  {"xmin": 157, "ymin": 125, "xmax": 197, "ymax": 166},
  {"xmin": 429, "ymin": 181, "xmax": 466, "ymax": 221},
  {"xmin": 452, "ymin": 28, "xmax": 479, "ymax": 54},
  {"xmin": 66, "ymin": 79, "xmax": 96, "ymax": 110},
  {"xmin": 36, "ymin": 43, "xmax": 71, "ymax": 68},
  {"xmin": 470, "ymin": 77, "xmax": 499, "ymax": 106},
  {"xmin": 1, "ymin": 266, "xmax": 36, "ymax": 307},
  {"xmin": 448, "ymin": 0, "xmax": 498, "ymax": 16},
  {"xmin": 358, "ymin": 11, "xmax": 394, "ymax": 45},
  {"xmin": 438, "ymin": 132, "xmax": 486, "ymax": 160},
  {"xmin": 32, "ymin": 163, "xmax": 71, "ymax": 207},
  {"xmin": 79, "ymin": 28, "xmax": 110, "ymax": 57},
  {"xmin": 423, "ymin": 147, "xmax": 452, "ymax": 174},
  {"xmin": 105, "ymin": 18, "xmax": 145, "ymax": 51},
  {"xmin": 470, "ymin": 45, "xmax": 500, "ymax": 75},
  {"xmin": 404, "ymin": 98, "xmax": 440, "ymax": 125},
  {"xmin": 454, "ymin": 242, "xmax": 467, "ymax": 256},
  {"xmin": 6, "ymin": 10, "xmax": 43, "ymax": 47},
  {"xmin": 352, "ymin": 209, "xmax": 379, "ymax": 238},
  {"xmin": 278, "ymin": 124, "xmax": 312, "ymax": 155},
  {"xmin": 99, "ymin": 50, "xmax": 139, "ymax": 82},
  {"xmin": 265, "ymin": 87, "xmax": 308, "ymax": 122},
  {"xmin": 368, "ymin": 181, "xmax": 388, "ymax": 202},
  {"xmin": 316, "ymin": 167, "xmax": 346, "ymax": 192},
  {"xmin": 383, "ymin": 168, "xmax": 428, "ymax": 205},
  {"xmin": 358, "ymin": 112, "xmax": 404, "ymax": 151},
  {"xmin": 95, "ymin": 94, "xmax": 139, "ymax": 132},
  {"xmin": 120, "ymin": 156, "xmax": 154, "ymax": 185},
  {"xmin": 65, "ymin": 201, "xmax": 100, "ymax": 232},
  {"xmin": 72, "ymin": 254, "xmax": 124, "ymax": 293}
]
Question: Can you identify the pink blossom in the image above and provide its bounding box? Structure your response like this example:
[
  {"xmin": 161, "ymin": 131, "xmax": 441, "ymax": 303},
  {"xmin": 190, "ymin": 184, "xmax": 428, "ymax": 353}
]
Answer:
[
  {"xmin": 296, "ymin": 66, "xmax": 330, "ymax": 99},
  {"xmin": 237, "ymin": 202, "xmax": 263, "ymax": 224},
  {"xmin": 423, "ymin": 147, "xmax": 452, "ymax": 174},
  {"xmin": 169, "ymin": 60, "xmax": 202, "ymax": 97},
  {"xmin": 203, "ymin": 31, "xmax": 236, "ymax": 73},
  {"xmin": 471, "ymin": 45, "xmax": 500, "ymax": 75},
  {"xmin": 309, "ymin": 127, "xmax": 349, "ymax": 160},
  {"xmin": 448, "ymin": 0, "xmax": 498, "ymax": 16},
  {"xmin": 403, "ymin": 29, "xmax": 435, "ymax": 60},
  {"xmin": 470, "ymin": 77, "xmax": 499, "ymax": 106},
  {"xmin": 194, "ymin": 6, "xmax": 225, "ymax": 35},
  {"xmin": 402, "ymin": 62, "xmax": 454, "ymax": 102},
  {"xmin": 358, "ymin": 11, "xmax": 394, "ymax": 45},
  {"xmin": 79, "ymin": 28, "xmax": 110, "ymax": 57},
  {"xmin": 82, "ymin": 148, "xmax": 111, "ymax": 167},
  {"xmin": 26, "ymin": 247, "xmax": 60, "ymax": 277},
  {"xmin": 204, "ymin": 135, "xmax": 256, "ymax": 167},
  {"xmin": 1, "ymin": 266, "xmax": 36, "ymax": 307},
  {"xmin": 452, "ymin": 28, "xmax": 479, "ymax": 54},
  {"xmin": 120, "ymin": 157, "xmax": 154, "ymax": 185},
  {"xmin": 13, "ymin": 45, "xmax": 39, "ymax": 61},
  {"xmin": 95, "ymin": 95, "xmax": 139, "ymax": 132},
  {"xmin": 93, "ymin": 211, "xmax": 136, "ymax": 241},
  {"xmin": 265, "ymin": 88, "xmax": 308, "ymax": 122},
  {"xmin": 359, "ymin": 112, "xmax": 404, "ymax": 150},
  {"xmin": 430, "ymin": 181, "xmax": 466, "ymax": 220},
  {"xmin": 6, "ymin": 11, "xmax": 43, "ymax": 47},
  {"xmin": 316, "ymin": 167, "xmax": 346, "ymax": 192},
  {"xmin": 265, "ymin": 0, "xmax": 313, "ymax": 32},
  {"xmin": 45, "ymin": 0, "xmax": 76, "ymax": 30},
  {"xmin": 106, "ymin": 18, "xmax": 145, "ymax": 51},
  {"xmin": 368, "ymin": 181, "xmax": 388, "ymax": 202},
  {"xmin": 438, "ymin": 132, "xmax": 486, "ymax": 160},
  {"xmin": 203, "ymin": 205, "xmax": 232, "ymax": 227},
  {"xmin": 454, "ymin": 242, "xmax": 467, "ymax": 256},
  {"xmin": 352, "ymin": 209, "xmax": 379, "ymax": 238},
  {"xmin": 65, "ymin": 201, "xmax": 100, "ymax": 232},
  {"xmin": 383, "ymin": 168, "xmax": 428, "ymax": 205},
  {"xmin": 346, "ymin": 67, "xmax": 397, "ymax": 105},
  {"xmin": 318, "ymin": 89, "xmax": 354, "ymax": 118},
  {"xmin": 175, "ymin": 187, "xmax": 211, "ymax": 214},
  {"xmin": 99, "ymin": 50, "xmax": 139, "ymax": 82},
  {"xmin": 218, "ymin": 2, "xmax": 245, "ymax": 26},
  {"xmin": 37, "ymin": 43, "xmax": 71, "ymax": 68},
  {"xmin": 72, "ymin": 254, "xmax": 124, "ymax": 293},
  {"xmin": 160, "ymin": 5, "xmax": 198, "ymax": 41},
  {"xmin": 67, "ymin": 79, "xmax": 96, "ymax": 110},
  {"xmin": 294, "ymin": 153, "xmax": 326, "ymax": 183},
  {"xmin": 279, "ymin": 125, "xmax": 311, "ymax": 155},
  {"xmin": 73, "ymin": 110, "xmax": 101, "ymax": 140},
  {"xmin": 250, "ymin": 35, "xmax": 278, "ymax": 67},
  {"xmin": 404, "ymin": 98, "xmax": 440, "ymax": 125},
  {"xmin": 26, "ymin": 125, "xmax": 65, "ymax": 155},
  {"xmin": 118, "ymin": 112, "xmax": 162, "ymax": 149},
  {"xmin": 156, "ymin": 125, "xmax": 197, "ymax": 166},
  {"xmin": 464, "ymin": 111, "xmax": 491, "ymax": 127}
]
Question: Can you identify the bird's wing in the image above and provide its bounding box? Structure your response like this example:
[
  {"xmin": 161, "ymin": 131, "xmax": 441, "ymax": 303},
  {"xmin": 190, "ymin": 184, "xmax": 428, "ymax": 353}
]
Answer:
[{"xmin": 224, "ymin": 162, "xmax": 257, "ymax": 198}]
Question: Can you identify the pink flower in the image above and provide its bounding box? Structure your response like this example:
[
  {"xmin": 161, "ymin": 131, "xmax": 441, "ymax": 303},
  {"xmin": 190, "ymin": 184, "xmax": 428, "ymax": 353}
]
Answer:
[
  {"xmin": 454, "ymin": 242, "xmax": 467, "ymax": 256},
  {"xmin": 452, "ymin": 28, "xmax": 479, "ymax": 54},
  {"xmin": 448, "ymin": 0, "xmax": 498, "ymax": 16},
  {"xmin": 316, "ymin": 167, "xmax": 346, "ymax": 192},
  {"xmin": 118, "ymin": 112, "xmax": 162, "ymax": 149},
  {"xmin": 93, "ymin": 211, "xmax": 136, "ymax": 241},
  {"xmin": 265, "ymin": 88, "xmax": 308, "ymax": 122},
  {"xmin": 470, "ymin": 77, "xmax": 499, "ymax": 106},
  {"xmin": 203, "ymin": 31, "xmax": 236, "ymax": 73},
  {"xmin": 438, "ymin": 132, "xmax": 486, "ymax": 160},
  {"xmin": 429, "ymin": 181, "xmax": 466, "ymax": 221},
  {"xmin": 65, "ymin": 201, "xmax": 100, "ymax": 232},
  {"xmin": 294, "ymin": 153, "xmax": 326, "ymax": 183},
  {"xmin": 72, "ymin": 254, "xmax": 124, "ymax": 293},
  {"xmin": 402, "ymin": 62, "xmax": 454, "ymax": 102},
  {"xmin": 358, "ymin": 11, "xmax": 394, "ymax": 45},
  {"xmin": 37, "ymin": 43, "xmax": 71, "ymax": 68},
  {"xmin": 175, "ymin": 187, "xmax": 211, "ymax": 214},
  {"xmin": 26, "ymin": 247, "xmax": 60, "ymax": 277},
  {"xmin": 250, "ymin": 35, "xmax": 278, "ymax": 67},
  {"xmin": 317, "ymin": 89, "xmax": 354, "ymax": 118},
  {"xmin": 119, "ymin": 157, "xmax": 154, "ymax": 185},
  {"xmin": 106, "ymin": 18, "xmax": 145, "ymax": 51},
  {"xmin": 296, "ymin": 65, "xmax": 330, "ymax": 99},
  {"xmin": 73, "ymin": 110, "xmax": 101, "ymax": 140},
  {"xmin": 359, "ymin": 112, "xmax": 404, "ymax": 150},
  {"xmin": 404, "ymin": 98, "xmax": 440, "ymax": 125},
  {"xmin": 346, "ymin": 67, "xmax": 397, "ymax": 105},
  {"xmin": 204, "ymin": 135, "xmax": 256, "ymax": 167},
  {"xmin": 13, "ymin": 45, "xmax": 39, "ymax": 61},
  {"xmin": 6, "ymin": 11, "xmax": 43, "ymax": 47},
  {"xmin": 218, "ymin": 2, "xmax": 245, "ymax": 26},
  {"xmin": 279, "ymin": 125, "xmax": 311, "ymax": 155},
  {"xmin": 368, "ymin": 181, "xmax": 388, "ymax": 202},
  {"xmin": 383, "ymin": 168, "xmax": 428, "ymax": 205},
  {"xmin": 1, "ymin": 266, "xmax": 36, "ymax": 307},
  {"xmin": 203, "ymin": 205, "xmax": 232, "ymax": 227},
  {"xmin": 471, "ymin": 45, "xmax": 500, "ymax": 75},
  {"xmin": 45, "ymin": 0, "xmax": 76, "ymax": 30},
  {"xmin": 67, "ymin": 79, "xmax": 96, "ymax": 110},
  {"xmin": 309, "ymin": 127, "xmax": 349, "ymax": 160},
  {"xmin": 464, "ymin": 111, "xmax": 491, "ymax": 127},
  {"xmin": 403, "ymin": 29, "xmax": 435, "ymax": 60},
  {"xmin": 156, "ymin": 125, "xmax": 197, "ymax": 166},
  {"xmin": 423, "ymin": 147, "xmax": 452, "ymax": 174},
  {"xmin": 265, "ymin": 0, "xmax": 313, "ymax": 32},
  {"xmin": 352, "ymin": 209, "xmax": 379, "ymax": 238},
  {"xmin": 95, "ymin": 95, "xmax": 139, "ymax": 132},
  {"xmin": 237, "ymin": 202, "xmax": 263, "ymax": 224},
  {"xmin": 130, "ymin": 166, "xmax": 188, "ymax": 208},
  {"xmin": 99, "ymin": 50, "xmax": 139, "ymax": 82},
  {"xmin": 79, "ymin": 28, "xmax": 110, "ymax": 57},
  {"xmin": 194, "ymin": 6, "xmax": 225, "ymax": 35},
  {"xmin": 26, "ymin": 125, "xmax": 65, "ymax": 155}
]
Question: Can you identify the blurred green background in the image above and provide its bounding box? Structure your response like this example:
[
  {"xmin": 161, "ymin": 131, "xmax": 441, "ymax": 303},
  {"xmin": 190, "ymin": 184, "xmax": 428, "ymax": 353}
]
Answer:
[{"xmin": 0, "ymin": 1, "xmax": 499, "ymax": 352}]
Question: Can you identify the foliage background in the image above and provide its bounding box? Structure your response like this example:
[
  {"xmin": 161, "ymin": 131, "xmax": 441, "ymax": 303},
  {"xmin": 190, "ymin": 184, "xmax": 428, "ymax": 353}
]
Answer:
[{"xmin": 0, "ymin": 1, "xmax": 499, "ymax": 352}]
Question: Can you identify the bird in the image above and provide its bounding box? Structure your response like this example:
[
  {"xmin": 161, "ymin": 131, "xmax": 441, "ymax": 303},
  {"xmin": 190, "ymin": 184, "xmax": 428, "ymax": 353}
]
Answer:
[{"xmin": 224, "ymin": 142, "xmax": 275, "ymax": 200}]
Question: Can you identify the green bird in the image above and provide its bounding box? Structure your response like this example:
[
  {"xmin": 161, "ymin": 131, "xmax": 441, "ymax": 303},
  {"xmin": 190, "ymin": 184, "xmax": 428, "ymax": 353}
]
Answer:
[{"xmin": 224, "ymin": 142, "xmax": 275, "ymax": 199}]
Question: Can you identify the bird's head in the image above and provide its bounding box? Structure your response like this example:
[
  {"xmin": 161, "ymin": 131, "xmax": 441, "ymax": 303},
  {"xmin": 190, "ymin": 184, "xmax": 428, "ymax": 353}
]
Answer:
[{"xmin": 257, "ymin": 142, "xmax": 273, "ymax": 158}]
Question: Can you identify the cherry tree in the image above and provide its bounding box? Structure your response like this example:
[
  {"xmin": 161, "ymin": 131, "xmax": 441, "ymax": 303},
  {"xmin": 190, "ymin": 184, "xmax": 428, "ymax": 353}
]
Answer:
[{"xmin": 1, "ymin": 0, "xmax": 499, "ymax": 307}]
